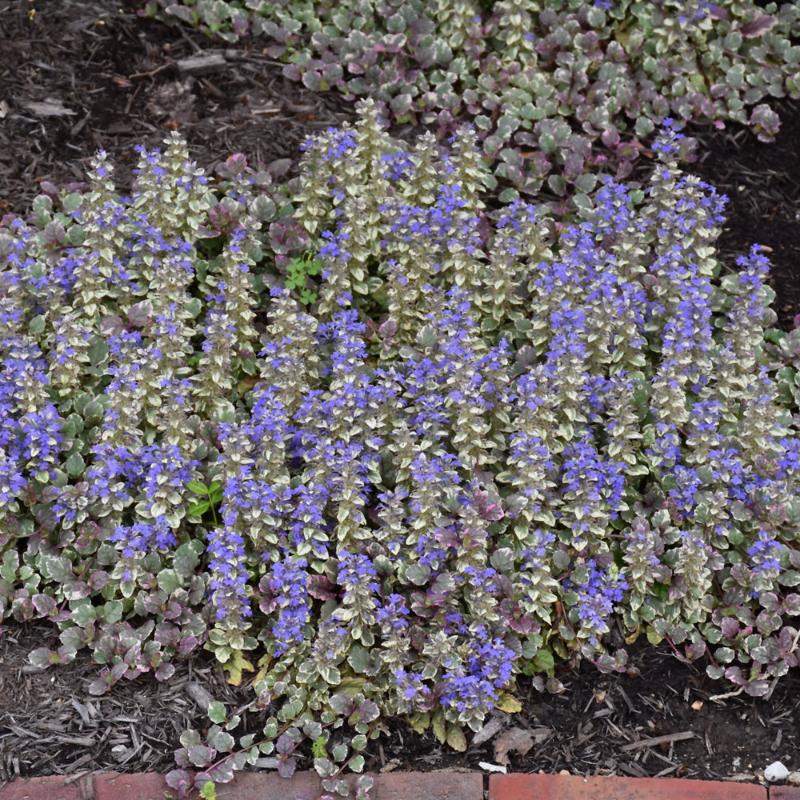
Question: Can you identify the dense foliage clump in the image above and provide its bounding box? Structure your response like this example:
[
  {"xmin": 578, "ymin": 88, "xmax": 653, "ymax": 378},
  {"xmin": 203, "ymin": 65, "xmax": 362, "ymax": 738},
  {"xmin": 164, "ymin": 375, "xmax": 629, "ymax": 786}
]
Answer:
[
  {"xmin": 143, "ymin": 0, "xmax": 800, "ymax": 199},
  {"xmin": 2, "ymin": 116, "xmax": 800, "ymax": 796}
]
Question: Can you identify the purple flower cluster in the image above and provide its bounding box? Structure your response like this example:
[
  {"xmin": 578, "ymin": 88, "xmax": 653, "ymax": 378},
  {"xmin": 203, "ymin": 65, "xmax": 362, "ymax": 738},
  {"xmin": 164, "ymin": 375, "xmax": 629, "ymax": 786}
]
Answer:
[
  {"xmin": 269, "ymin": 555, "xmax": 310, "ymax": 657},
  {"xmin": 565, "ymin": 560, "xmax": 628, "ymax": 646},
  {"xmin": 747, "ymin": 531, "xmax": 786, "ymax": 577},
  {"xmin": 0, "ymin": 337, "xmax": 63, "ymax": 507},
  {"xmin": 109, "ymin": 517, "xmax": 177, "ymax": 581},
  {"xmin": 439, "ymin": 626, "xmax": 516, "ymax": 717},
  {"xmin": 208, "ymin": 494, "xmax": 252, "ymax": 624},
  {"xmin": 393, "ymin": 668, "xmax": 431, "ymax": 710}
]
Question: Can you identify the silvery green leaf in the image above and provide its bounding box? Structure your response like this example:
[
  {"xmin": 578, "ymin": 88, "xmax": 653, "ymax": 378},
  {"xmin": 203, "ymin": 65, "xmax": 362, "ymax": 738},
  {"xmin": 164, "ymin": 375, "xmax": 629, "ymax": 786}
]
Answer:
[
  {"xmin": 347, "ymin": 645, "xmax": 370, "ymax": 674},
  {"xmin": 348, "ymin": 754, "xmax": 365, "ymax": 772},
  {"xmin": 71, "ymin": 600, "xmax": 96, "ymax": 628},
  {"xmin": 313, "ymin": 757, "xmax": 337, "ymax": 777},
  {"xmin": 405, "ymin": 563, "xmax": 430, "ymax": 586},
  {"xmin": 208, "ymin": 729, "xmax": 235, "ymax": 752},
  {"xmin": 174, "ymin": 541, "xmax": 203, "ymax": 577},
  {"xmin": 28, "ymin": 647, "xmax": 56, "ymax": 669},
  {"xmin": 64, "ymin": 452, "xmax": 85, "ymax": 477},
  {"xmin": 779, "ymin": 570, "xmax": 800, "ymax": 587},
  {"xmin": 28, "ymin": 315, "xmax": 46, "ymax": 336},
  {"xmin": 88, "ymin": 338, "xmax": 109, "ymax": 366},
  {"xmin": 390, "ymin": 93, "xmax": 413, "ymax": 116},
  {"xmin": 158, "ymin": 569, "xmax": 182, "ymax": 594}
]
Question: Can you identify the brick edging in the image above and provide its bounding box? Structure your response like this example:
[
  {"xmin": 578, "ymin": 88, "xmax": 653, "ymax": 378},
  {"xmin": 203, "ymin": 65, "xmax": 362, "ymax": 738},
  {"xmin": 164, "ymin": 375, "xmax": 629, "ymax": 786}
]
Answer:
[
  {"xmin": 0, "ymin": 770, "xmax": 481, "ymax": 800},
  {"xmin": 489, "ymin": 772, "xmax": 774, "ymax": 799},
  {"xmin": 2, "ymin": 770, "xmax": 795, "ymax": 800}
]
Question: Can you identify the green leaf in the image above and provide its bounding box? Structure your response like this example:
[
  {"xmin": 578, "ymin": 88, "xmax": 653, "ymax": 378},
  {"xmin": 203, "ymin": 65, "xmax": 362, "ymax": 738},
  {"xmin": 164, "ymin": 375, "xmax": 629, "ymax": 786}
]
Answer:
[
  {"xmin": 208, "ymin": 701, "xmax": 226, "ymax": 724},
  {"xmin": 200, "ymin": 782, "xmax": 217, "ymax": 800},
  {"xmin": 779, "ymin": 570, "xmax": 800, "ymax": 587},
  {"xmin": 207, "ymin": 729, "xmax": 235, "ymax": 752},
  {"xmin": 187, "ymin": 480, "xmax": 210, "ymax": 495},
  {"xmin": 432, "ymin": 711, "xmax": 446, "ymax": 744},
  {"xmin": 28, "ymin": 315, "xmax": 46, "ymax": 336},
  {"xmin": 174, "ymin": 541, "xmax": 202, "ymax": 577},
  {"xmin": 646, "ymin": 625, "xmax": 663, "ymax": 645},
  {"xmin": 347, "ymin": 645, "xmax": 370, "ymax": 674},
  {"xmin": 530, "ymin": 647, "xmax": 555, "ymax": 676},
  {"xmin": 223, "ymin": 651, "xmax": 254, "ymax": 686},
  {"xmin": 764, "ymin": 328, "xmax": 785, "ymax": 345},
  {"xmin": 1, "ymin": 551, "xmax": 19, "ymax": 582},
  {"xmin": 408, "ymin": 712, "xmax": 430, "ymax": 734},
  {"xmin": 496, "ymin": 693, "xmax": 522, "ymax": 713},
  {"xmin": 88, "ymin": 338, "xmax": 108, "ymax": 366},
  {"xmin": 62, "ymin": 192, "xmax": 83, "ymax": 213},
  {"xmin": 71, "ymin": 601, "xmax": 96, "ymax": 628},
  {"xmin": 189, "ymin": 500, "xmax": 211, "ymax": 517},
  {"xmin": 64, "ymin": 452, "xmax": 86, "ymax": 478},
  {"xmin": 446, "ymin": 725, "xmax": 467, "ymax": 752},
  {"xmin": 728, "ymin": 529, "xmax": 744, "ymax": 546},
  {"xmin": 312, "ymin": 735, "xmax": 328, "ymax": 759},
  {"xmin": 157, "ymin": 569, "xmax": 182, "ymax": 595},
  {"xmin": 103, "ymin": 600, "xmax": 123, "ymax": 624},
  {"xmin": 348, "ymin": 754, "xmax": 365, "ymax": 773},
  {"xmin": 405, "ymin": 563, "xmax": 430, "ymax": 586}
]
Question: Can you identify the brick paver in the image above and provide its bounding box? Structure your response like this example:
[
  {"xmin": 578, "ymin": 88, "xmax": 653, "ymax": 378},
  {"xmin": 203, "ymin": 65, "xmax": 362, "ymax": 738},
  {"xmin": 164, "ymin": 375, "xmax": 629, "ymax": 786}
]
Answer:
[
  {"xmin": 94, "ymin": 772, "xmax": 169, "ymax": 800},
  {"xmin": 0, "ymin": 776, "xmax": 91, "ymax": 800},
  {"xmin": 771, "ymin": 788, "xmax": 800, "ymax": 800},
  {"xmin": 377, "ymin": 770, "xmax": 482, "ymax": 800},
  {"xmin": 213, "ymin": 769, "xmax": 482, "ymax": 800},
  {"xmin": 215, "ymin": 771, "xmax": 322, "ymax": 800},
  {"xmin": 489, "ymin": 772, "xmax": 767, "ymax": 800}
]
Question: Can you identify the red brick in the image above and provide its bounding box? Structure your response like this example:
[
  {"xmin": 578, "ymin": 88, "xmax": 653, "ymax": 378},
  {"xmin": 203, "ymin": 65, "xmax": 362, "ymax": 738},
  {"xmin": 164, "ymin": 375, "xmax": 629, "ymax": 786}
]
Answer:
[
  {"xmin": 94, "ymin": 772, "xmax": 169, "ymax": 800},
  {"xmin": 771, "ymin": 788, "xmax": 800, "ymax": 800},
  {"xmin": 489, "ymin": 773, "xmax": 767, "ymax": 800},
  {"xmin": 215, "ymin": 771, "xmax": 321, "ymax": 800},
  {"xmin": 0, "ymin": 776, "xmax": 90, "ymax": 800},
  {"xmin": 214, "ymin": 769, "xmax": 481, "ymax": 800},
  {"xmin": 376, "ymin": 770, "xmax": 483, "ymax": 800}
]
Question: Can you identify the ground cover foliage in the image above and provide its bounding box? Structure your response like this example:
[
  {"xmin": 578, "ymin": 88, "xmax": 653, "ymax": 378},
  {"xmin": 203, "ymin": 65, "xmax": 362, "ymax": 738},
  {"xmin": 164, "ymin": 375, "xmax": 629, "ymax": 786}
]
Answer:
[
  {"xmin": 142, "ymin": 0, "xmax": 800, "ymax": 202},
  {"xmin": 3, "ymin": 101, "xmax": 800, "ymax": 795}
]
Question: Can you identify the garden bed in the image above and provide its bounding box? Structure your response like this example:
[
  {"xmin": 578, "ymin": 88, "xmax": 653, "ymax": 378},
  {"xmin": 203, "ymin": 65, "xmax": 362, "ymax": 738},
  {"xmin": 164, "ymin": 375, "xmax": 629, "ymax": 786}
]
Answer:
[{"xmin": 2, "ymin": 0, "xmax": 800, "ymax": 795}]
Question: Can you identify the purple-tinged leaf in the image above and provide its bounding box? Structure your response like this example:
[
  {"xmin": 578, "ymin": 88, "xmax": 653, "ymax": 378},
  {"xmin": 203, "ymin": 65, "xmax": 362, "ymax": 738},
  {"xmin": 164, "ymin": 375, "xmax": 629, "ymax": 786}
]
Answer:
[
  {"xmin": 165, "ymin": 769, "xmax": 194, "ymax": 798},
  {"xmin": 187, "ymin": 744, "xmax": 217, "ymax": 768},
  {"xmin": 740, "ymin": 15, "xmax": 776, "ymax": 38}
]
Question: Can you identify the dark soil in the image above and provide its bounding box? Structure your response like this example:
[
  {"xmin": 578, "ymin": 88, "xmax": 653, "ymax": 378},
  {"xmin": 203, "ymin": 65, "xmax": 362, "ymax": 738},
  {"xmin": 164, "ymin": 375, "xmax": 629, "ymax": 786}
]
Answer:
[
  {"xmin": 2, "ymin": 0, "xmax": 800, "ymax": 790},
  {"xmin": 3, "ymin": 622, "xmax": 799, "ymax": 785},
  {"xmin": 688, "ymin": 98, "xmax": 800, "ymax": 331},
  {"xmin": 0, "ymin": 0, "xmax": 355, "ymax": 211}
]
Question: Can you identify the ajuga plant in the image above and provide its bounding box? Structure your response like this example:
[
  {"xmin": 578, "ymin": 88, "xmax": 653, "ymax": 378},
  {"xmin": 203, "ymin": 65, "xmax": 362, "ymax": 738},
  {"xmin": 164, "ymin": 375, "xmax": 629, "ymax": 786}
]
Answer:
[
  {"xmin": 143, "ymin": 0, "xmax": 800, "ymax": 199},
  {"xmin": 3, "ymin": 123, "xmax": 800, "ymax": 799}
]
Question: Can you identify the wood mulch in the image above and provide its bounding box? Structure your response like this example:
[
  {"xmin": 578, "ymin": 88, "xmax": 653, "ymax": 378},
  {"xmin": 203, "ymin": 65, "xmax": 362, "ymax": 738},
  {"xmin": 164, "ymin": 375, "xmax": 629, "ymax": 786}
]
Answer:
[
  {"xmin": 0, "ymin": 0, "xmax": 355, "ymax": 212},
  {"xmin": 688, "ymin": 98, "xmax": 800, "ymax": 331}
]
